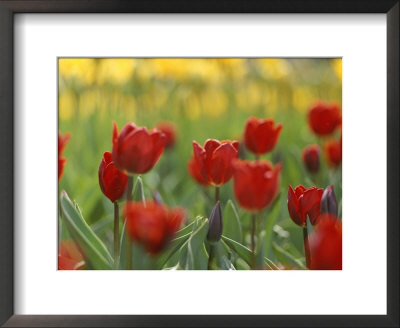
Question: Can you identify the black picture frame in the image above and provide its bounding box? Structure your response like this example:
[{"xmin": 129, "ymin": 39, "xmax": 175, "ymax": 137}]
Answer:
[{"xmin": 0, "ymin": 1, "xmax": 398, "ymax": 327}]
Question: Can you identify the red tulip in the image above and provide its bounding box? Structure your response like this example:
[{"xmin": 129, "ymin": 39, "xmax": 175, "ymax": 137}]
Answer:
[
  {"xmin": 308, "ymin": 101, "xmax": 342, "ymax": 136},
  {"xmin": 58, "ymin": 240, "xmax": 85, "ymax": 270},
  {"xmin": 309, "ymin": 214, "xmax": 342, "ymax": 270},
  {"xmin": 156, "ymin": 121, "xmax": 177, "ymax": 149},
  {"xmin": 244, "ymin": 117, "xmax": 282, "ymax": 155},
  {"xmin": 58, "ymin": 132, "xmax": 70, "ymax": 181},
  {"xmin": 124, "ymin": 200, "xmax": 185, "ymax": 254},
  {"xmin": 232, "ymin": 159, "xmax": 281, "ymax": 212},
  {"xmin": 287, "ymin": 185, "xmax": 323, "ymax": 226},
  {"xmin": 302, "ymin": 144, "xmax": 320, "ymax": 173},
  {"xmin": 191, "ymin": 139, "xmax": 239, "ymax": 186},
  {"xmin": 98, "ymin": 152, "xmax": 128, "ymax": 203},
  {"xmin": 112, "ymin": 121, "xmax": 166, "ymax": 174},
  {"xmin": 324, "ymin": 137, "xmax": 342, "ymax": 168},
  {"xmin": 188, "ymin": 157, "xmax": 209, "ymax": 186}
]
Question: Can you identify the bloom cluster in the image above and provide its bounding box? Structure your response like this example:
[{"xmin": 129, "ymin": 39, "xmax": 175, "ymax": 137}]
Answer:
[{"xmin": 59, "ymin": 99, "xmax": 342, "ymax": 270}]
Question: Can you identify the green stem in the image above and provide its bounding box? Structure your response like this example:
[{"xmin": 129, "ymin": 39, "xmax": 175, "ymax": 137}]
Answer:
[
  {"xmin": 251, "ymin": 214, "xmax": 256, "ymax": 269},
  {"xmin": 126, "ymin": 175, "xmax": 134, "ymax": 270},
  {"xmin": 113, "ymin": 202, "xmax": 120, "ymax": 269},
  {"xmin": 215, "ymin": 186, "xmax": 220, "ymax": 202},
  {"xmin": 303, "ymin": 225, "xmax": 311, "ymax": 269},
  {"xmin": 207, "ymin": 245, "xmax": 214, "ymax": 270}
]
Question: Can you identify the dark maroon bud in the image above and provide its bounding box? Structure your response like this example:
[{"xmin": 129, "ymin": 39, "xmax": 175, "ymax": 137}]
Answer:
[
  {"xmin": 207, "ymin": 201, "xmax": 223, "ymax": 243},
  {"xmin": 320, "ymin": 185, "xmax": 338, "ymax": 217}
]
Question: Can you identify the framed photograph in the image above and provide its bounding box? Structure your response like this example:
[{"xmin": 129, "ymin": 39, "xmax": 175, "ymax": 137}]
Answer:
[{"xmin": 0, "ymin": 1, "xmax": 398, "ymax": 327}]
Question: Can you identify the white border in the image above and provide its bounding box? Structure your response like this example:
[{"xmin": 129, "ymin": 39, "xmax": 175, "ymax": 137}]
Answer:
[{"xmin": 14, "ymin": 14, "xmax": 387, "ymax": 315}]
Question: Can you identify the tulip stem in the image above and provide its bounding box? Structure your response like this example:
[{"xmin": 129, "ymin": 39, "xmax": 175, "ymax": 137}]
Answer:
[
  {"xmin": 207, "ymin": 245, "xmax": 214, "ymax": 270},
  {"xmin": 255, "ymin": 154, "xmax": 260, "ymax": 161},
  {"xmin": 113, "ymin": 202, "xmax": 120, "ymax": 269},
  {"xmin": 126, "ymin": 175, "xmax": 134, "ymax": 270},
  {"xmin": 251, "ymin": 214, "xmax": 256, "ymax": 269},
  {"xmin": 303, "ymin": 226, "xmax": 311, "ymax": 269},
  {"xmin": 215, "ymin": 187, "xmax": 220, "ymax": 202}
]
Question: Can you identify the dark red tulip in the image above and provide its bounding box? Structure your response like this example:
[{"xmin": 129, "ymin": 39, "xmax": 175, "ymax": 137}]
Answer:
[
  {"xmin": 320, "ymin": 185, "xmax": 338, "ymax": 217},
  {"xmin": 287, "ymin": 185, "xmax": 324, "ymax": 226},
  {"xmin": 324, "ymin": 137, "xmax": 342, "ymax": 168},
  {"xmin": 309, "ymin": 214, "xmax": 342, "ymax": 270},
  {"xmin": 302, "ymin": 144, "xmax": 320, "ymax": 173},
  {"xmin": 156, "ymin": 121, "xmax": 177, "ymax": 149},
  {"xmin": 191, "ymin": 139, "xmax": 239, "ymax": 186},
  {"xmin": 308, "ymin": 101, "xmax": 342, "ymax": 136},
  {"xmin": 232, "ymin": 159, "xmax": 281, "ymax": 212},
  {"xmin": 58, "ymin": 132, "xmax": 70, "ymax": 181},
  {"xmin": 98, "ymin": 152, "xmax": 128, "ymax": 203},
  {"xmin": 58, "ymin": 240, "xmax": 85, "ymax": 270},
  {"xmin": 188, "ymin": 156, "xmax": 209, "ymax": 186},
  {"xmin": 112, "ymin": 121, "xmax": 166, "ymax": 174},
  {"xmin": 244, "ymin": 117, "xmax": 283, "ymax": 155},
  {"xmin": 124, "ymin": 200, "xmax": 185, "ymax": 254}
]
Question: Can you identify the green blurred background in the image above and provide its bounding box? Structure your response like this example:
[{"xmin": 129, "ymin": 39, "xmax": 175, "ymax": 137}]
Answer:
[{"xmin": 58, "ymin": 58, "xmax": 342, "ymax": 266}]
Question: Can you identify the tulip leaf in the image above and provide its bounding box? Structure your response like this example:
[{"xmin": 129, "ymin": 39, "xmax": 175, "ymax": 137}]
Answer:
[
  {"xmin": 272, "ymin": 241, "xmax": 307, "ymax": 269},
  {"xmin": 255, "ymin": 231, "xmax": 266, "ymax": 269},
  {"xmin": 157, "ymin": 232, "xmax": 191, "ymax": 269},
  {"xmin": 264, "ymin": 194, "xmax": 281, "ymax": 259},
  {"xmin": 133, "ymin": 176, "xmax": 146, "ymax": 204},
  {"xmin": 175, "ymin": 221, "xmax": 195, "ymax": 238},
  {"xmin": 222, "ymin": 200, "xmax": 243, "ymax": 243},
  {"xmin": 214, "ymin": 241, "xmax": 235, "ymax": 270},
  {"xmin": 60, "ymin": 191, "xmax": 113, "ymax": 270},
  {"xmin": 222, "ymin": 235, "xmax": 278, "ymax": 270},
  {"xmin": 179, "ymin": 217, "xmax": 209, "ymax": 270}
]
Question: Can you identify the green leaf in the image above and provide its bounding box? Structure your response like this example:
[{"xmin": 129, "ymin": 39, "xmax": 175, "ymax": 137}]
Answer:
[
  {"xmin": 223, "ymin": 200, "xmax": 242, "ymax": 243},
  {"xmin": 272, "ymin": 241, "xmax": 306, "ymax": 269},
  {"xmin": 222, "ymin": 235, "xmax": 278, "ymax": 270},
  {"xmin": 214, "ymin": 242, "xmax": 235, "ymax": 270},
  {"xmin": 264, "ymin": 194, "xmax": 281, "ymax": 259},
  {"xmin": 221, "ymin": 235, "xmax": 252, "ymax": 265},
  {"xmin": 157, "ymin": 232, "xmax": 191, "ymax": 269},
  {"xmin": 255, "ymin": 231, "xmax": 266, "ymax": 269},
  {"xmin": 179, "ymin": 216, "xmax": 209, "ymax": 270},
  {"xmin": 133, "ymin": 176, "xmax": 146, "ymax": 204},
  {"xmin": 60, "ymin": 191, "xmax": 113, "ymax": 270}
]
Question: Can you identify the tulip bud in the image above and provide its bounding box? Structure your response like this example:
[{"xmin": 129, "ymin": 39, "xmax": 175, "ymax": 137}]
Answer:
[
  {"xmin": 320, "ymin": 185, "xmax": 338, "ymax": 217},
  {"xmin": 207, "ymin": 201, "xmax": 223, "ymax": 243},
  {"xmin": 302, "ymin": 145, "xmax": 320, "ymax": 173}
]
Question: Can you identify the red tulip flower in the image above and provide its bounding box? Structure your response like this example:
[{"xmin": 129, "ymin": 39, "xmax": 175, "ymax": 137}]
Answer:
[
  {"xmin": 124, "ymin": 200, "xmax": 185, "ymax": 254},
  {"xmin": 156, "ymin": 121, "xmax": 177, "ymax": 149},
  {"xmin": 58, "ymin": 240, "xmax": 85, "ymax": 270},
  {"xmin": 112, "ymin": 121, "xmax": 166, "ymax": 174},
  {"xmin": 188, "ymin": 157, "xmax": 209, "ymax": 186},
  {"xmin": 244, "ymin": 117, "xmax": 283, "ymax": 155},
  {"xmin": 58, "ymin": 131, "xmax": 70, "ymax": 180},
  {"xmin": 232, "ymin": 159, "xmax": 281, "ymax": 212},
  {"xmin": 191, "ymin": 139, "xmax": 239, "ymax": 186},
  {"xmin": 302, "ymin": 144, "xmax": 320, "ymax": 173},
  {"xmin": 98, "ymin": 152, "xmax": 128, "ymax": 203},
  {"xmin": 324, "ymin": 137, "xmax": 342, "ymax": 168},
  {"xmin": 309, "ymin": 214, "xmax": 342, "ymax": 270},
  {"xmin": 308, "ymin": 101, "xmax": 342, "ymax": 136},
  {"xmin": 287, "ymin": 185, "xmax": 324, "ymax": 226}
]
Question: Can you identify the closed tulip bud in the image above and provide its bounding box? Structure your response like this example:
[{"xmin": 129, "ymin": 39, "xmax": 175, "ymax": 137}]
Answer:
[
  {"xmin": 207, "ymin": 201, "xmax": 223, "ymax": 243},
  {"xmin": 302, "ymin": 145, "xmax": 320, "ymax": 173},
  {"xmin": 321, "ymin": 185, "xmax": 338, "ymax": 217}
]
